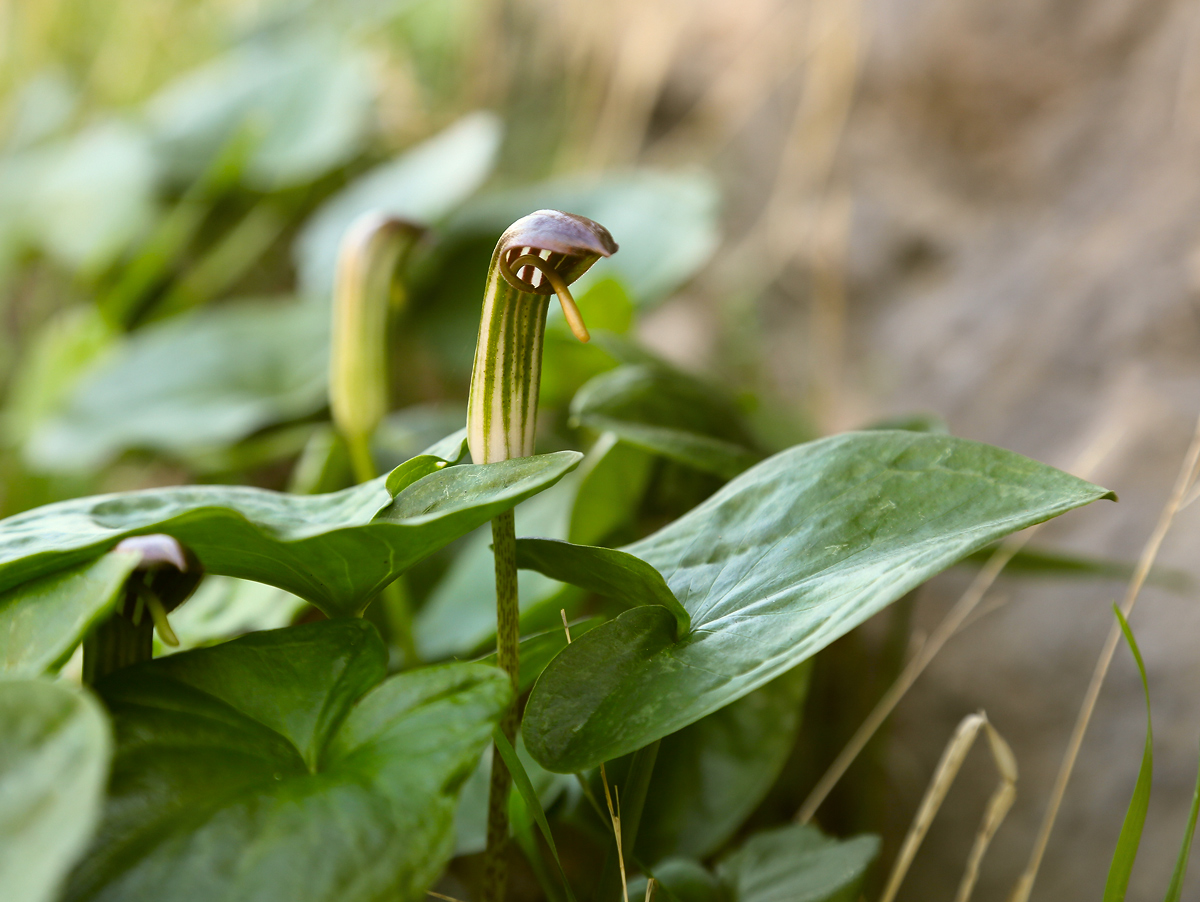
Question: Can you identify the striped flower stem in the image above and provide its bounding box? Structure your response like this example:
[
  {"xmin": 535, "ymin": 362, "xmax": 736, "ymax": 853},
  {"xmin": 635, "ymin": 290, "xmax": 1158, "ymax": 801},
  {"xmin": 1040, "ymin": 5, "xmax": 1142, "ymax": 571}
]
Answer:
[{"xmin": 470, "ymin": 210, "xmax": 616, "ymax": 902}]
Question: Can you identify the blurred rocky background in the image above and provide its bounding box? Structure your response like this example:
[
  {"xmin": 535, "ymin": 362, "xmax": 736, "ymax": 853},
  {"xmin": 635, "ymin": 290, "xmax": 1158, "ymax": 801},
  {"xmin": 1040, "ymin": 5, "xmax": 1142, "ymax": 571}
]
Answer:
[{"xmin": 4, "ymin": 0, "xmax": 1200, "ymax": 899}]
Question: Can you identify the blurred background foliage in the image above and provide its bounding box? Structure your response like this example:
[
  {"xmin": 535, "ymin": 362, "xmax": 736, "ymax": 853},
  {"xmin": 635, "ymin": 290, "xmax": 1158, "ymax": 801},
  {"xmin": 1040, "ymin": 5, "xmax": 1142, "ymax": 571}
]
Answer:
[{"xmin": 6, "ymin": 1, "xmax": 1200, "ymax": 899}]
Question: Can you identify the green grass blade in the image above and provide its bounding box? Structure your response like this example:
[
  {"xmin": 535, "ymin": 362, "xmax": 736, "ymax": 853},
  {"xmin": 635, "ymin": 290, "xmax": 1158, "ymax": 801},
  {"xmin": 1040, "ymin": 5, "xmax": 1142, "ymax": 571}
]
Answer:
[
  {"xmin": 1163, "ymin": 740, "xmax": 1200, "ymax": 902},
  {"xmin": 492, "ymin": 728, "xmax": 577, "ymax": 902},
  {"xmin": 1103, "ymin": 606, "xmax": 1154, "ymax": 902}
]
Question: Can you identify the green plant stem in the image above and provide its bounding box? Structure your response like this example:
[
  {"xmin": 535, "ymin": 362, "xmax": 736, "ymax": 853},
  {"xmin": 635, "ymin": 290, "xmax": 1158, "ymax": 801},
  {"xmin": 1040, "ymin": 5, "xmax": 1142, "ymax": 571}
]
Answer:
[
  {"xmin": 346, "ymin": 433, "xmax": 377, "ymax": 486},
  {"xmin": 484, "ymin": 507, "xmax": 520, "ymax": 902},
  {"xmin": 346, "ymin": 431, "xmax": 419, "ymax": 667}
]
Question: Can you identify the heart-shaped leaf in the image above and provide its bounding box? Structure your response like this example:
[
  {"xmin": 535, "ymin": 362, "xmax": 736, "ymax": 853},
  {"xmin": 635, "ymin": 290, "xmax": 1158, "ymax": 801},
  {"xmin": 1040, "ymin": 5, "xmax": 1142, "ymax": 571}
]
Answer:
[
  {"xmin": 1, "ymin": 551, "xmax": 140, "ymax": 676},
  {"xmin": 0, "ymin": 450, "xmax": 581, "ymax": 619},
  {"xmin": 636, "ymin": 665, "xmax": 811, "ymax": 863},
  {"xmin": 523, "ymin": 431, "xmax": 1114, "ymax": 771},
  {"xmin": 716, "ymin": 824, "xmax": 879, "ymax": 902},
  {"xmin": 571, "ymin": 364, "xmax": 761, "ymax": 479},
  {"xmin": 1, "ymin": 679, "xmax": 112, "ymax": 902},
  {"xmin": 64, "ymin": 620, "xmax": 509, "ymax": 902}
]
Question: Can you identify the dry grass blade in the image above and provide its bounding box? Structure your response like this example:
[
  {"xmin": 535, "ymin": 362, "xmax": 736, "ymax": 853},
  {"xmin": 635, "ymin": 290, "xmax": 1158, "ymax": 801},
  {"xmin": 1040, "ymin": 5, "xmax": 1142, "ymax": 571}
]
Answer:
[
  {"xmin": 645, "ymin": 877, "xmax": 657, "ymax": 902},
  {"xmin": 1010, "ymin": 413, "xmax": 1200, "ymax": 902},
  {"xmin": 561, "ymin": 609, "xmax": 572, "ymax": 643},
  {"xmin": 428, "ymin": 892, "xmax": 469, "ymax": 902},
  {"xmin": 880, "ymin": 711, "xmax": 1018, "ymax": 902},
  {"xmin": 796, "ymin": 423, "xmax": 1122, "ymax": 825},
  {"xmin": 600, "ymin": 764, "xmax": 630, "ymax": 902}
]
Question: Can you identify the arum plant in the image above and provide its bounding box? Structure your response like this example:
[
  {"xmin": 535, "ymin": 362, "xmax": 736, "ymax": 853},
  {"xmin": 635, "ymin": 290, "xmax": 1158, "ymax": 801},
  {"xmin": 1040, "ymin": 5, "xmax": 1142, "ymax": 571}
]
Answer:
[
  {"xmin": 329, "ymin": 212, "xmax": 423, "ymax": 484},
  {"xmin": 328, "ymin": 212, "xmax": 423, "ymax": 664},
  {"xmin": 466, "ymin": 209, "xmax": 617, "ymax": 902}
]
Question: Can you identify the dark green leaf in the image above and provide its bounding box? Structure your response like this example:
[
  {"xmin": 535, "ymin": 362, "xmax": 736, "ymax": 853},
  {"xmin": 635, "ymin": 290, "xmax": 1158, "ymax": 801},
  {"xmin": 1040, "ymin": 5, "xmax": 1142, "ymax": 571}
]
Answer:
[
  {"xmin": 571, "ymin": 364, "xmax": 761, "ymax": 479},
  {"xmin": 636, "ymin": 664, "xmax": 811, "ymax": 862},
  {"xmin": 524, "ymin": 431, "xmax": 1114, "ymax": 772},
  {"xmin": 494, "ymin": 729, "xmax": 577, "ymax": 902},
  {"xmin": 0, "ymin": 679, "xmax": 111, "ymax": 902},
  {"xmin": 515, "ymin": 538, "xmax": 689, "ymax": 637},
  {"xmin": 475, "ymin": 619, "xmax": 602, "ymax": 694},
  {"xmin": 0, "ymin": 450, "xmax": 581, "ymax": 619},
  {"xmin": 415, "ymin": 435, "xmax": 642, "ymax": 659},
  {"xmin": 1163, "ymin": 739, "xmax": 1200, "ymax": 902},
  {"xmin": 629, "ymin": 860, "xmax": 722, "ymax": 902},
  {"xmin": 66, "ymin": 620, "xmax": 509, "ymax": 902},
  {"xmin": 716, "ymin": 823, "xmax": 879, "ymax": 902},
  {"xmin": 28, "ymin": 299, "xmax": 328, "ymax": 473},
  {"xmin": 1104, "ymin": 607, "xmax": 1154, "ymax": 902},
  {"xmin": 1, "ymin": 552, "xmax": 139, "ymax": 676}
]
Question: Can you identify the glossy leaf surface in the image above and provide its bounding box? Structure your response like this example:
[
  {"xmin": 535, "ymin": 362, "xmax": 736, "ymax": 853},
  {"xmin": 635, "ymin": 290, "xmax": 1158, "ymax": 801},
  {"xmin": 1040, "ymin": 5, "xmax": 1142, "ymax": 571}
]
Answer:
[
  {"xmin": 0, "ymin": 552, "xmax": 139, "ymax": 675},
  {"xmin": 515, "ymin": 537, "xmax": 689, "ymax": 636},
  {"xmin": 0, "ymin": 451, "xmax": 581, "ymax": 618},
  {"xmin": 65, "ymin": 620, "xmax": 509, "ymax": 902},
  {"xmin": 0, "ymin": 680, "xmax": 111, "ymax": 902},
  {"xmin": 524, "ymin": 431, "xmax": 1114, "ymax": 771}
]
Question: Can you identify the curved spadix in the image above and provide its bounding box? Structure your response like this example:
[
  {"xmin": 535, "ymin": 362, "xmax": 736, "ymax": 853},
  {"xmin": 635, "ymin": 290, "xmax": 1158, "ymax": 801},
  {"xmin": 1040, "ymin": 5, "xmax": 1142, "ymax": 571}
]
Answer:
[{"xmin": 467, "ymin": 210, "xmax": 617, "ymax": 464}]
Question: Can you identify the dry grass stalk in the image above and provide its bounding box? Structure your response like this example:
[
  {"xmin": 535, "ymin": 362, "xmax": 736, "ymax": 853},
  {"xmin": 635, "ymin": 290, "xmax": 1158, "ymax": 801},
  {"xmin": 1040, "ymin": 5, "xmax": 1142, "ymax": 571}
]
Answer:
[
  {"xmin": 428, "ymin": 892, "xmax": 469, "ymax": 902},
  {"xmin": 796, "ymin": 423, "xmax": 1123, "ymax": 825},
  {"xmin": 561, "ymin": 609, "xmax": 572, "ymax": 643},
  {"xmin": 879, "ymin": 711, "xmax": 1018, "ymax": 902},
  {"xmin": 1009, "ymin": 412, "xmax": 1200, "ymax": 902},
  {"xmin": 644, "ymin": 877, "xmax": 657, "ymax": 902},
  {"xmin": 600, "ymin": 764, "xmax": 630, "ymax": 902}
]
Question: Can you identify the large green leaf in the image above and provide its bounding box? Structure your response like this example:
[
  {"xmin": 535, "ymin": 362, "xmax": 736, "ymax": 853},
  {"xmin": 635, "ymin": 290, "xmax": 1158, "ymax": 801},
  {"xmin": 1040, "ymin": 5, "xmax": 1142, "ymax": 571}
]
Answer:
[
  {"xmin": 445, "ymin": 171, "xmax": 719, "ymax": 306},
  {"xmin": 294, "ymin": 112, "xmax": 502, "ymax": 298},
  {"xmin": 0, "ymin": 679, "xmax": 112, "ymax": 902},
  {"xmin": 636, "ymin": 665, "xmax": 810, "ymax": 863},
  {"xmin": 716, "ymin": 824, "xmax": 879, "ymax": 902},
  {"xmin": 0, "ymin": 551, "xmax": 139, "ymax": 676},
  {"xmin": 0, "ymin": 450, "xmax": 581, "ymax": 618},
  {"xmin": 570, "ymin": 364, "xmax": 761, "ymax": 479},
  {"xmin": 28, "ymin": 299, "xmax": 328, "ymax": 473},
  {"xmin": 515, "ymin": 537, "xmax": 689, "ymax": 637},
  {"xmin": 523, "ymin": 431, "xmax": 1114, "ymax": 771},
  {"xmin": 145, "ymin": 36, "xmax": 374, "ymax": 189},
  {"xmin": 414, "ymin": 436, "xmax": 642, "ymax": 659},
  {"xmin": 64, "ymin": 620, "xmax": 509, "ymax": 902}
]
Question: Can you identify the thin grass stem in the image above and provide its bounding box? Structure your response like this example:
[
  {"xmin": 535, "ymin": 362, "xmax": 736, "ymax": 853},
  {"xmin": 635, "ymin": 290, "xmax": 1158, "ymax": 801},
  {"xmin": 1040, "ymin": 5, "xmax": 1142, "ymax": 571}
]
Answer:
[{"xmin": 1009, "ymin": 413, "xmax": 1200, "ymax": 902}]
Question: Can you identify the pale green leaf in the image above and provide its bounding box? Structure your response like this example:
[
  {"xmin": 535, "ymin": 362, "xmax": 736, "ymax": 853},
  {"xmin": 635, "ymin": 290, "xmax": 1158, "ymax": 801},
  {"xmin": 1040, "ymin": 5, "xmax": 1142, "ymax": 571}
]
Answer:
[{"xmin": 0, "ymin": 679, "xmax": 111, "ymax": 902}]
